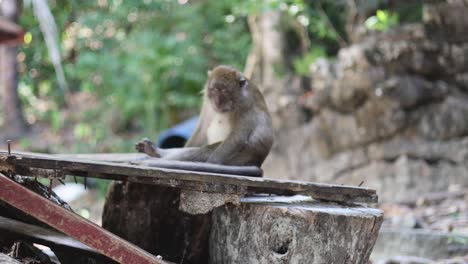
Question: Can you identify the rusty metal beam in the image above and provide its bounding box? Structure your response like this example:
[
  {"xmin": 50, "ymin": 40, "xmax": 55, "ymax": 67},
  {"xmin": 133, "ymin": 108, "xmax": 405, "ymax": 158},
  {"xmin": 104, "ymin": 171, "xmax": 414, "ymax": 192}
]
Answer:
[
  {"xmin": 0, "ymin": 173, "xmax": 166, "ymax": 264},
  {"xmin": 0, "ymin": 16, "xmax": 24, "ymax": 45}
]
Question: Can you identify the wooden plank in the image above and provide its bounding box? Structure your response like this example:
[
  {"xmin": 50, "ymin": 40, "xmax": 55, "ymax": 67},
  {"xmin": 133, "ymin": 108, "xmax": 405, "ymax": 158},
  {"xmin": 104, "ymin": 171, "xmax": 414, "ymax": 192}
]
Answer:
[
  {"xmin": 56, "ymin": 153, "xmax": 150, "ymax": 163},
  {"xmin": 2, "ymin": 151, "xmax": 263, "ymax": 177},
  {"xmin": 0, "ymin": 173, "xmax": 166, "ymax": 264},
  {"xmin": 0, "ymin": 216, "xmax": 98, "ymax": 254},
  {"xmin": 0, "ymin": 152, "xmax": 378, "ymax": 203}
]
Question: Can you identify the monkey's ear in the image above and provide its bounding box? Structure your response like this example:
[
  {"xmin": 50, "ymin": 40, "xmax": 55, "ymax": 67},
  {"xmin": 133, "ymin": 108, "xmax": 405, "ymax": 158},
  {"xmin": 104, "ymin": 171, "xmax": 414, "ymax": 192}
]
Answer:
[
  {"xmin": 239, "ymin": 76, "xmax": 247, "ymax": 87},
  {"xmin": 240, "ymin": 76, "xmax": 249, "ymax": 97},
  {"xmin": 207, "ymin": 70, "xmax": 212, "ymax": 76}
]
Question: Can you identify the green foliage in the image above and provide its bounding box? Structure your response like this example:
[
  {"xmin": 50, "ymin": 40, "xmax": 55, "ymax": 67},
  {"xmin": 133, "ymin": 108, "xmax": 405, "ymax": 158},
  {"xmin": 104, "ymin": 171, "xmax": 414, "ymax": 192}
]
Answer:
[
  {"xmin": 395, "ymin": 3, "xmax": 422, "ymax": 23},
  {"xmin": 18, "ymin": 0, "xmax": 251, "ymax": 151},
  {"xmin": 16, "ymin": 0, "xmax": 352, "ymax": 150},
  {"xmin": 448, "ymin": 234, "xmax": 468, "ymax": 245},
  {"xmin": 17, "ymin": 0, "xmax": 421, "ymax": 154},
  {"xmin": 232, "ymin": 0, "xmax": 346, "ymax": 75},
  {"xmin": 293, "ymin": 47, "xmax": 326, "ymax": 76},
  {"xmin": 365, "ymin": 9, "xmax": 399, "ymax": 32}
]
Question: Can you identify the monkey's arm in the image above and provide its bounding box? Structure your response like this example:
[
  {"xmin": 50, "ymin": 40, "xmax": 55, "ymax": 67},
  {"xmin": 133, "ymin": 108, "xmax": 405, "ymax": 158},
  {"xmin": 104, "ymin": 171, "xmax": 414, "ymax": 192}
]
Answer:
[
  {"xmin": 205, "ymin": 129, "xmax": 254, "ymax": 166},
  {"xmin": 206, "ymin": 114, "xmax": 273, "ymax": 167},
  {"xmin": 185, "ymin": 98, "xmax": 213, "ymax": 147},
  {"xmin": 156, "ymin": 143, "xmax": 219, "ymax": 162},
  {"xmin": 134, "ymin": 139, "xmax": 212, "ymax": 160},
  {"xmin": 135, "ymin": 135, "xmax": 220, "ymax": 162}
]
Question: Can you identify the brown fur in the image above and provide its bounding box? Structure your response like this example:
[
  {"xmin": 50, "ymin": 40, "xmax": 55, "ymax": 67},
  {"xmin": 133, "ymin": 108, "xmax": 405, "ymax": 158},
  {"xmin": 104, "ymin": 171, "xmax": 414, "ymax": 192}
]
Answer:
[{"xmin": 136, "ymin": 65, "xmax": 274, "ymax": 167}]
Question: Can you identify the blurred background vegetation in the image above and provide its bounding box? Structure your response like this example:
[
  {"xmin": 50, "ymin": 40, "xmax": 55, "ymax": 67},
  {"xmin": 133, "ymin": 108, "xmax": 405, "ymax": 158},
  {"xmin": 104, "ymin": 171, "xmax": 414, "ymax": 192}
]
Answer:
[
  {"xmin": 3, "ymin": 2, "xmax": 468, "ymax": 261},
  {"xmin": 1, "ymin": 0, "xmax": 421, "ymax": 153}
]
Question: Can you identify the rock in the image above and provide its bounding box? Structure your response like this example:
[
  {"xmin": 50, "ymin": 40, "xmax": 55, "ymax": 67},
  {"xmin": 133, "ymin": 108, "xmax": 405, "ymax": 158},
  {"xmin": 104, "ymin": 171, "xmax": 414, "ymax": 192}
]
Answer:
[
  {"xmin": 262, "ymin": 2, "xmax": 468, "ymax": 202},
  {"xmin": 414, "ymin": 96, "xmax": 468, "ymax": 140},
  {"xmin": 310, "ymin": 97, "xmax": 406, "ymax": 156},
  {"xmin": 424, "ymin": 1, "xmax": 468, "ymax": 43},
  {"xmin": 370, "ymin": 229, "xmax": 468, "ymax": 263},
  {"xmin": 382, "ymin": 255, "xmax": 433, "ymax": 264},
  {"xmin": 376, "ymin": 76, "xmax": 448, "ymax": 110},
  {"xmin": 264, "ymin": 135, "xmax": 468, "ymax": 203},
  {"xmin": 335, "ymin": 155, "xmax": 468, "ymax": 202},
  {"xmin": 322, "ymin": 137, "xmax": 468, "ymax": 202}
]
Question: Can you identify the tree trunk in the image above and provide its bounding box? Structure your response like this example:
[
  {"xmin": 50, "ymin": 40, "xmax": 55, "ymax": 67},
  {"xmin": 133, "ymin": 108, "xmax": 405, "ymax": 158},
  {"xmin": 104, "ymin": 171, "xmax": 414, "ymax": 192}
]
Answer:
[
  {"xmin": 102, "ymin": 181, "xmax": 211, "ymax": 264},
  {"xmin": 245, "ymin": 11, "xmax": 312, "ymax": 181},
  {"xmin": 209, "ymin": 196, "xmax": 383, "ymax": 264},
  {"xmin": 245, "ymin": 11, "xmax": 310, "ymax": 131},
  {"xmin": 103, "ymin": 182, "xmax": 383, "ymax": 264},
  {"xmin": 0, "ymin": 0, "xmax": 28, "ymax": 138}
]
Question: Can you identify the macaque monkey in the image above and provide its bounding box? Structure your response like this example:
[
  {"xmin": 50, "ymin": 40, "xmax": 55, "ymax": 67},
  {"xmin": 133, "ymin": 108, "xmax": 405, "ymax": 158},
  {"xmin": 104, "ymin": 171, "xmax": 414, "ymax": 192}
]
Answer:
[{"xmin": 135, "ymin": 65, "xmax": 273, "ymax": 172}]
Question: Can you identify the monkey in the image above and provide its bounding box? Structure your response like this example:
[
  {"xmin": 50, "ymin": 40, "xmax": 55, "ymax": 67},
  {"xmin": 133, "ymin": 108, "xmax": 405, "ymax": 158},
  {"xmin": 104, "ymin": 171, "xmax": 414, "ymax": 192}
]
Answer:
[{"xmin": 135, "ymin": 65, "xmax": 273, "ymax": 173}]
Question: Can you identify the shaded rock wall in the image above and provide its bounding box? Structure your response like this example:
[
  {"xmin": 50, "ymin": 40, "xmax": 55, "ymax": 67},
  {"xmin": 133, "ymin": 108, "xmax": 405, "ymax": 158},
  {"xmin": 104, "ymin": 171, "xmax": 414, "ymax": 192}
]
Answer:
[{"xmin": 262, "ymin": 2, "xmax": 468, "ymax": 202}]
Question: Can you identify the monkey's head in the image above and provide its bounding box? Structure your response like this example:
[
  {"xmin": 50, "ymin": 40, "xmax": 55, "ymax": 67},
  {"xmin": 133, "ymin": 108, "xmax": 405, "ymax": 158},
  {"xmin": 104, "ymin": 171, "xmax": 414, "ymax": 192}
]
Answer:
[{"xmin": 206, "ymin": 65, "xmax": 251, "ymax": 113}]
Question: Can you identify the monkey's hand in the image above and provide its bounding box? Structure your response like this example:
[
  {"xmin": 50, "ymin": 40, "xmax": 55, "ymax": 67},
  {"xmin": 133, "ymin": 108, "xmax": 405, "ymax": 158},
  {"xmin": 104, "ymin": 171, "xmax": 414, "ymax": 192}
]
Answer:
[{"xmin": 135, "ymin": 138, "xmax": 161, "ymax": 158}]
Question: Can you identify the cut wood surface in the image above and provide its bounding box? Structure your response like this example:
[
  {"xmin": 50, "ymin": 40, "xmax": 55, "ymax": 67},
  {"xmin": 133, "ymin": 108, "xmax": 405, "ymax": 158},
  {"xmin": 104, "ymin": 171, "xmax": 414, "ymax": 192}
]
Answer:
[{"xmin": 0, "ymin": 151, "xmax": 378, "ymax": 203}]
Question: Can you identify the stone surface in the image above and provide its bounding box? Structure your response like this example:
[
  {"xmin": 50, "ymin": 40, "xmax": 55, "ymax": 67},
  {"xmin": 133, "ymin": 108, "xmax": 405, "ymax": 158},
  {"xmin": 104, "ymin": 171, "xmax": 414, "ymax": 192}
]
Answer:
[
  {"xmin": 370, "ymin": 229, "xmax": 468, "ymax": 263},
  {"xmin": 261, "ymin": 4, "xmax": 468, "ymax": 202},
  {"xmin": 274, "ymin": 136, "xmax": 468, "ymax": 202}
]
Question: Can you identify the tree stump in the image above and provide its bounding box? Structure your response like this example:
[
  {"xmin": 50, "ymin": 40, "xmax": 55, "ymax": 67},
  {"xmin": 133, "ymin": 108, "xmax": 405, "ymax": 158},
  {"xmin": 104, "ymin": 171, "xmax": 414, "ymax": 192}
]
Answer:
[
  {"xmin": 103, "ymin": 183, "xmax": 382, "ymax": 264},
  {"xmin": 0, "ymin": 254, "xmax": 20, "ymax": 264},
  {"xmin": 210, "ymin": 196, "xmax": 383, "ymax": 264},
  {"xmin": 102, "ymin": 181, "xmax": 211, "ymax": 264}
]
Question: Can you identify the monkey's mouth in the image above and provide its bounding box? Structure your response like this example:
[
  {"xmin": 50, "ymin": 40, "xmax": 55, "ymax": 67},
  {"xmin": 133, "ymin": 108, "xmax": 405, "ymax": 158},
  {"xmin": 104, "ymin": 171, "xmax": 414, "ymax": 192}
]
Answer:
[{"xmin": 210, "ymin": 95, "xmax": 233, "ymax": 113}]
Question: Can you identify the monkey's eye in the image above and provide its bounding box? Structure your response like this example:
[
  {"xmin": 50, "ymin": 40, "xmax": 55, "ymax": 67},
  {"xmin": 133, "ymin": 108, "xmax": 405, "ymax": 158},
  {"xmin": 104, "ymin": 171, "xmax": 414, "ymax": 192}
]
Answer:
[{"xmin": 239, "ymin": 77, "xmax": 247, "ymax": 87}]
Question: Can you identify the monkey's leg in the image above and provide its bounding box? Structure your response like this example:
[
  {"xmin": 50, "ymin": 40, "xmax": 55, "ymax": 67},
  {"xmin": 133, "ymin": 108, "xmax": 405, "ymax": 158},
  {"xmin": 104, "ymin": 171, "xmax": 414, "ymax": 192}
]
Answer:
[{"xmin": 158, "ymin": 143, "xmax": 220, "ymax": 162}]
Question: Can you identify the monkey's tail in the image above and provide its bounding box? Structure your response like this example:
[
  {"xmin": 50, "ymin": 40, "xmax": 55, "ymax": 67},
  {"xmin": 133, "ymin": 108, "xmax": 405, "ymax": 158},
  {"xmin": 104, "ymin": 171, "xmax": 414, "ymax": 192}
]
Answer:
[{"xmin": 135, "ymin": 159, "xmax": 263, "ymax": 177}]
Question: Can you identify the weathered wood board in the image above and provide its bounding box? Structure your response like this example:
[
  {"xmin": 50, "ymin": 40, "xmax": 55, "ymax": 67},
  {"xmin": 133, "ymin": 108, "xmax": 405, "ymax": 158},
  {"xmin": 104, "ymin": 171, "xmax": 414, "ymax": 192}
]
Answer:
[
  {"xmin": 0, "ymin": 216, "xmax": 117, "ymax": 263},
  {"xmin": 0, "ymin": 151, "xmax": 378, "ymax": 204},
  {"xmin": 0, "ymin": 215, "xmax": 96, "ymax": 253}
]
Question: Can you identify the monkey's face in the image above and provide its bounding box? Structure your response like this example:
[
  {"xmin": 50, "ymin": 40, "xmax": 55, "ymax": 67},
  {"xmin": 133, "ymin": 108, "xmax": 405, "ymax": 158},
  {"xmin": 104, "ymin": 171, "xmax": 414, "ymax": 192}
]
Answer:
[{"xmin": 207, "ymin": 66, "xmax": 248, "ymax": 113}]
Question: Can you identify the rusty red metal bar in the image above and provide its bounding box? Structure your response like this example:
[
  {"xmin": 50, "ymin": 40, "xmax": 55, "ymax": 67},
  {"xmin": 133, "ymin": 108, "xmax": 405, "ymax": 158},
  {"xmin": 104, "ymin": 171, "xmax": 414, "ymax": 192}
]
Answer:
[
  {"xmin": 0, "ymin": 173, "xmax": 166, "ymax": 264},
  {"xmin": 0, "ymin": 17, "xmax": 24, "ymax": 45}
]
